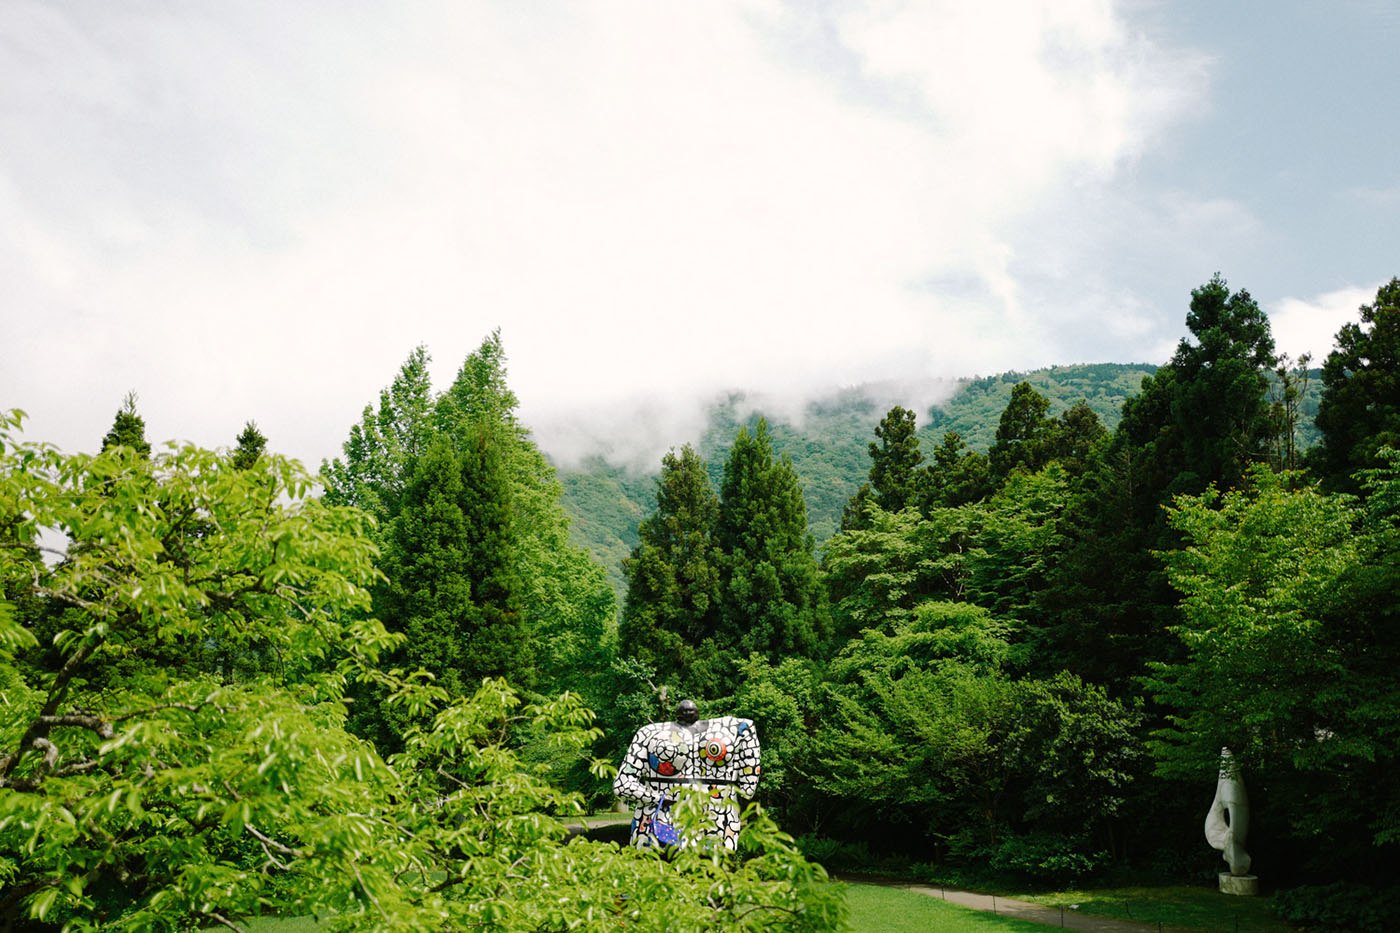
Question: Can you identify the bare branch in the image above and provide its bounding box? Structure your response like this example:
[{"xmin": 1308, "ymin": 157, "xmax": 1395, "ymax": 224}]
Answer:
[
  {"xmin": 112, "ymin": 701, "xmax": 211, "ymax": 723},
  {"xmin": 199, "ymin": 911, "xmax": 247, "ymax": 933},
  {"xmin": 37, "ymin": 714, "xmax": 115, "ymax": 740},
  {"xmin": 732, "ymin": 903, "xmax": 806, "ymax": 921},
  {"xmin": 352, "ymin": 860, "xmax": 390, "ymax": 923},
  {"xmin": 53, "ymin": 758, "xmax": 102, "ymax": 777},
  {"xmin": 245, "ymin": 824, "xmax": 303, "ymax": 860}
]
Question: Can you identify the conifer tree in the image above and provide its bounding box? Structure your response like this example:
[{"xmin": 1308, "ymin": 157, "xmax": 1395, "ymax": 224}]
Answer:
[
  {"xmin": 1310, "ymin": 277, "xmax": 1400, "ymax": 494},
  {"xmin": 988, "ymin": 382, "xmax": 1053, "ymax": 481},
  {"xmin": 359, "ymin": 429, "xmax": 529, "ymax": 749},
  {"xmin": 230, "ymin": 421, "xmax": 267, "ymax": 470},
  {"xmin": 920, "ymin": 431, "xmax": 992, "ymax": 508},
  {"xmin": 1039, "ymin": 275, "xmax": 1278, "ymax": 691},
  {"xmin": 867, "ymin": 405, "xmax": 924, "ymax": 512},
  {"xmin": 327, "ymin": 334, "xmax": 613, "ymax": 721},
  {"xmin": 714, "ymin": 420, "xmax": 829, "ymax": 673},
  {"xmin": 321, "ymin": 345, "xmax": 435, "ymax": 523},
  {"xmin": 618, "ymin": 445, "xmax": 723, "ymax": 692},
  {"xmin": 453, "ymin": 421, "xmax": 531, "ymax": 686},
  {"xmin": 100, "ymin": 391, "xmax": 151, "ymax": 458},
  {"xmin": 434, "ymin": 332, "xmax": 612, "ymax": 698},
  {"xmin": 1045, "ymin": 399, "xmax": 1108, "ymax": 475}
]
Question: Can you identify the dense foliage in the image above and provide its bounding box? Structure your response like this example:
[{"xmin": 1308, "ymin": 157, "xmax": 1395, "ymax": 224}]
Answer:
[
  {"xmin": 0, "ymin": 410, "xmax": 841, "ymax": 931},
  {"xmin": 6, "ymin": 269, "xmax": 1394, "ymax": 930},
  {"xmin": 607, "ymin": 274, "xmax": 1398, "ymax": 926}
]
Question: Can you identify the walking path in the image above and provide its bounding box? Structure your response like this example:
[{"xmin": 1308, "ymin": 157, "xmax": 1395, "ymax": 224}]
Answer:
[{"xmin": 840, "ymin": 876, "xmax": 1190, "ymax": 932}]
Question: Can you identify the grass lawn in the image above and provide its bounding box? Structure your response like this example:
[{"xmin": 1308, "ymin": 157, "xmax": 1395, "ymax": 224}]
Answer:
[
  {"xmin": 1011, "ymin": 884, "xmax": 1290, "ymax": 932},
  {"xmin": 208, "ymin": 880, "xmax": 1290, "ymax": 932},
  {"xmin": 843, "ymin": 884, "xmax": 1053, "ymax": 932},
  {"xmin": 209, "ymin": 883, "xmax": 1053, "ymax": 932}
]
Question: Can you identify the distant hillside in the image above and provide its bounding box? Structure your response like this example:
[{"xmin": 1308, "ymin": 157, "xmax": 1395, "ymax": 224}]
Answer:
[
  {"xmin": 556, "ymin": 363, "xmax": 1325, "ymax": 602},
  {"xmin": 921, "ymin": 362, "xmax": 1159, "ymax": 451},
  {"xmin": 555, "ymin": 363, "xmax": 1167, "ymax": 600}
]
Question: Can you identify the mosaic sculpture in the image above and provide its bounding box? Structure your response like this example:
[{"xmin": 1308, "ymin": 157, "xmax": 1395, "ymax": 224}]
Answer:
[{"xmin": 613, "ymin": 699, "xmax": 761, "ymax": 851}]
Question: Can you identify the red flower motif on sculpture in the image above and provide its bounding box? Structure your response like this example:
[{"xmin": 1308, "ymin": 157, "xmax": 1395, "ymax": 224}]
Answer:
[{"xmin": 657, "ymin": 761, "xmax": 676, "ymax": 776}]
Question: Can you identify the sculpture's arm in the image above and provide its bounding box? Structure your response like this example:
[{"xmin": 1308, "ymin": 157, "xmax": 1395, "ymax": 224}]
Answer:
[
  {"xmin": 613, "ymin": 731, "xmax": 662, "ymax": 806},
  {"xmin": 736, "ymin": 721, "xmax": 761, "ymax": 799}
]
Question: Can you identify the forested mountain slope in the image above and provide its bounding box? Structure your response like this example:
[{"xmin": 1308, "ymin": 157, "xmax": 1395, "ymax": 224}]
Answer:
[
  {"xmin": 556, "ymin": 364, "xmax": 1158, "ymax": 597},
  {"xmin": 558, "ymin": 361, "xmax": 1323, "ymax": 600}
]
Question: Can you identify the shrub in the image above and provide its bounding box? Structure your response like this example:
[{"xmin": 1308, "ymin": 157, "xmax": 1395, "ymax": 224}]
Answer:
[
  {"xmin": 988, "ymin": 833, "xmax": 1109, "ymax": 886},
  {"xmin": 1274, "ymin": 882, "xmax": 1400, "ymax": 933}
]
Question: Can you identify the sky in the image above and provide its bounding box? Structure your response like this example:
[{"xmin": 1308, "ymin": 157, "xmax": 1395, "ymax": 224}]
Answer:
[{"xmin": 3, "ymin": 0, "xmax": 1398, "ymax": 471}]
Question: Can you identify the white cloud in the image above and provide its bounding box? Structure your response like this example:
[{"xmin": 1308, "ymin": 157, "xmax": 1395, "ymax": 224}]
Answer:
[
  {"xmin": 1269, "ymin": 283, "xmax": 1378, "ymax": 363},
  {"xmin": 0, "ymin": 0, "xmax": 1208, "ymax": 467}
]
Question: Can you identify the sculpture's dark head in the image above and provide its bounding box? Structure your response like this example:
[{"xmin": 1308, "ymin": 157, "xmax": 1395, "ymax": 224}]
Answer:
[{"xmin": 676, "ymin": 699, "xmax": 699, "ymax": 726}]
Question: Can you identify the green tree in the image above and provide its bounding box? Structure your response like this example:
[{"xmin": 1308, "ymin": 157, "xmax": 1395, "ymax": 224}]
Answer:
[
  {"xmin": 0, "ymin": 412, "xmax": 843, "ymax": 932},
  {"xmin": 1267, "ymin": 353, "xmax": 1312, "ymax": 473},
  {"xmin": 436, "ymin": 335, "xmax": 615, "ymax": 701},
  {"xmin": 356, "ymin": 431, "xmax": 529, "ymax": 748},
  {"xmin": 866, "ymin": 405, "xmax": 924, "ymax": 512},
  {"xmin": 100, "ymin": 391, "xmax": 151, "ymax": 458},
  {"xmin": 988, "ymin": 382, "xmax": 1053, "ymax": 481},
  {"xmin": 1310, "ymin": 278, "xmax": 1400, "ymax": 494},
  {"xmin": 1042, "ymin": 399, "xmax": 1107, "ymax": 476},
  {"xmin": 325, "ymin": 336, "xmax": 615, "ymax": 708},
  {"xmin": 920, "ymin": 431, "xmax": 992, "ymax": 508},
  {"xmin": 321, "ymin": 345, "xmax": 435, "ymax": 523},
  {"xmin": 966, "ymin": 463, "xmax": 1070, "ymax": 626},
  {"xmin": 715, "ymin": 420, "xmax": 829, "ymax": 673},
  {"xmin": 1040, "ymin": 275, "xmax": 1278, "ymax": 691},
  {"xmin": 1147, "ymin": 461, "xmax": 1400, "ymax": 880},
  {"xmin": 842, "ymin": 405, "xmax": 926, "ymax": 531},
  {"xmin": 822, "ymin": 501, "xmax": 977, "ymax": 638},
  {"xmin": 618, "ymin": 445, "xmax": 722, "ymax": 694},
  {"xmin": 810, "ymin": 601, "xmax": 1139, "ymax": 865},
  {"xmin": 1168, "ymin": 274, "xmax": 1277, "ymax": 492},
  {"xmin": 230, "ymin": 420, "xmax": 267, "ymax": 470}
]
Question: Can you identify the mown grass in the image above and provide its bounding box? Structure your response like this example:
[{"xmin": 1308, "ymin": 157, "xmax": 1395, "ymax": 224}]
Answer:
[
  {"xmin": 207, "ymin": 879, "xmax": 1295, "ymax": 932},
  {"xmin": 1012, "ymin": 883, "xmax": 1291, "ymax": 932},
  {"xmin": 843, "ymin": 884, "xmax": 1052, "ymax": 932},
  {"xmin": 211, "ymin": 883, "xmax": 1050, "ymax": 932}
]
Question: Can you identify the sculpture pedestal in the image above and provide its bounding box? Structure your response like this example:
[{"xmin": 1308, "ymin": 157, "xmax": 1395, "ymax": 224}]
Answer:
[{"xmin": 1219, "ymin": 873, "xmax": 1259, "ymax": 896}]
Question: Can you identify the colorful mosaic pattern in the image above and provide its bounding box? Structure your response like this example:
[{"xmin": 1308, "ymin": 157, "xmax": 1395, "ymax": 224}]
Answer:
[{"xmin": 613, "ymin": 715, "xmax": 761, "ymax": 851}]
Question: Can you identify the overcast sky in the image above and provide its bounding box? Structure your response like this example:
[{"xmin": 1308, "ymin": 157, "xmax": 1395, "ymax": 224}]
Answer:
[{"xmin": 3, "ymin": 0, "xmax": 1397, "ymax": 470}]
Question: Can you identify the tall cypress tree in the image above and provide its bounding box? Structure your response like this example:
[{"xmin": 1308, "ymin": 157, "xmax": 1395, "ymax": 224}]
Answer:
[
  {"xmin": 987, "ymin": 382, "xmax": 1054, "ymax": 481},
  {"xmin": 322, "ymin": 345, "xmax": 435, "ymax": 523},
  {"xmin": 920, "ymin": 431, "xmax": 992, "ymax": 509},
  {"xmin": 844, "ymin": 406, "xmax": 926, "ymax": 531},
  {"xmin": 230, "ymin": 421, "xmax": 267, "ymax": 470},
  {"xmin": 454, "ymin": 420, "xmax": 531, "ymax": 687},
  {"xmin": 1310, "ymin": 277, "xmax": 1400, "ymax": 494},
  {"xmin": 101, "ymin": 391, "xmax": 151, "ymax": 458},
  {"xmin": 868, "ymin": 406, "xmax": 924, "ymax": 512},
  {"xmin": 434, "ymin": 333, "xmax": 612, "ymax": 698},
  {"xmin": 618, "ymin": 444, "xmax": 723, "ymax": 692},
  {"xmin": 359, "ymin": 428, "xmax": 530, "ymax": 749},
  {"xmin": 1039, "ymin": 275, "xmax": 1278, "ymax": 691},
  {"xmin": 358, "ymin": 437, "xmax": 476, "ymax": 747},
  {"xmin": 329, "ymin": 334, "xmax": 613, "ymax": 728},
  {"xmin": 715, "ymin": 419, "xmax": 828, "ymax": 672}
]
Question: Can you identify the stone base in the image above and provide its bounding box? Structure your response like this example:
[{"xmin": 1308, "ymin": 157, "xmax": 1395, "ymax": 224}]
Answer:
[{"xmin": 1219, "ymin": 873, "xmax": 1259, "ymax": 896}]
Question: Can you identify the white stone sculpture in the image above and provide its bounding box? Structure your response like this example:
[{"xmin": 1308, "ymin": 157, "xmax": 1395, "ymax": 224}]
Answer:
[{"xmin": 1205, "ymin": 747, "xmax": 1258, "ymax": 894}]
